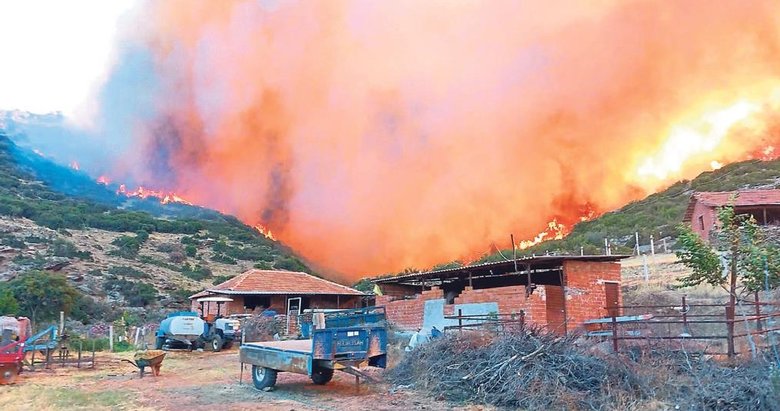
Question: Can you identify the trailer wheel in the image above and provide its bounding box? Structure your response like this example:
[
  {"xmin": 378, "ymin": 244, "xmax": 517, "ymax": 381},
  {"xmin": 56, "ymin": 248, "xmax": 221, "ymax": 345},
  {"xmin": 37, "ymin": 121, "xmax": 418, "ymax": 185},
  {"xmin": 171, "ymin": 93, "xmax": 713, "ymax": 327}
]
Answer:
[
  {"xmin": 251, "ymin": 366, "xmax": 277, "ymax": 390},
  {"xmin": 155, "ymin": 337, "xmax": 165, "ymax": 350},
  {"xmin": 310, "ymin": 367, "xmax": 334, "ymax": 385},
  {"xmin": 210, "ymin": 335, "xmax": 223, "ymax": 352}
]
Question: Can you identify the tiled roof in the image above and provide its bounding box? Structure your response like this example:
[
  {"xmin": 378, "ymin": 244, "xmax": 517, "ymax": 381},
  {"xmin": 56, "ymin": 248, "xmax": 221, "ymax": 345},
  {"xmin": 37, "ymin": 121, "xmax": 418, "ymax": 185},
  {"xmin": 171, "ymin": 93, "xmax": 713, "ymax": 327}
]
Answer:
[
  {"xmin": 197, "ymin": 269, "xmax": 365, "ymax": 296},
  {"xmin": 684, "ymin": 190, "xmax": 780, "ymax": 221}
]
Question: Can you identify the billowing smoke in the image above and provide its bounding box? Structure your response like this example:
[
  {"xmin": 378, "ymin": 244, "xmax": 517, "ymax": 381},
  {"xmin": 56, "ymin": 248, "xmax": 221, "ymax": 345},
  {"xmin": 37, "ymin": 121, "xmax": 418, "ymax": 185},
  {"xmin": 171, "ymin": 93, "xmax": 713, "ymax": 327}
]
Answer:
[{"xmin": 55, "ymin": 1, "xmax": 780, "ymax": 279}]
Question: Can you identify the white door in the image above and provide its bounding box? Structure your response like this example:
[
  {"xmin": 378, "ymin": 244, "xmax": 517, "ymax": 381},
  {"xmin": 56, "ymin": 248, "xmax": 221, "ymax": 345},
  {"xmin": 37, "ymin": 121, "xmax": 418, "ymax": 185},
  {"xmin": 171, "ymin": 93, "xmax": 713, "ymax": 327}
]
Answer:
[{"xmin": 286, "ymin": 297, "xmax": 302, "ymax": 334}]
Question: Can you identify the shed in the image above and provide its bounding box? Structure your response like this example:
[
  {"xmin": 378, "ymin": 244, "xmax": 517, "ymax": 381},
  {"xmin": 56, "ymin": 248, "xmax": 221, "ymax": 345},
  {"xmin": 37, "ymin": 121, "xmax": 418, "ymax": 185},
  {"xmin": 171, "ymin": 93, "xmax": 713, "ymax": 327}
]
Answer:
[
  {"xmin": 683, "ymin": 190, "xmax": 780, "ymax": 241},
  {"xmin": 372, "ymin": 255, "xmax": 629, "ymax": 334}
]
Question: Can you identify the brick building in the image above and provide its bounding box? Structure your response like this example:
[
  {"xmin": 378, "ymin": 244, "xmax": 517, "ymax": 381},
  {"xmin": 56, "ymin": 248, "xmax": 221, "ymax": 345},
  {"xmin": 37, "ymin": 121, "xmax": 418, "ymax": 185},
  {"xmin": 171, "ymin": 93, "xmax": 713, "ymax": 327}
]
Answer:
[
  {"xmin": 189, "ymin": 269, "xmax": 366, "ymax": 318},
  {"xmin": 683, "ymin": 190, "xmax": 780, "ymax": 241},
  {"xmin": 373, "ymin": 256, "xmax": 627, "ymax": 334}
]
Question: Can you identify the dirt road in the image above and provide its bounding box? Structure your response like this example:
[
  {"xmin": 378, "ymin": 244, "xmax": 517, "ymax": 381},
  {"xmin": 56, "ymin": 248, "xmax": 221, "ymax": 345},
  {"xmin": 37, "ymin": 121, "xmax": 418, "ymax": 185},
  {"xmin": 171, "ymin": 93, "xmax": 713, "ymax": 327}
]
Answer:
[{"xmin": 0, "ymin": 349, "xmax": 480, "ymax": 411}]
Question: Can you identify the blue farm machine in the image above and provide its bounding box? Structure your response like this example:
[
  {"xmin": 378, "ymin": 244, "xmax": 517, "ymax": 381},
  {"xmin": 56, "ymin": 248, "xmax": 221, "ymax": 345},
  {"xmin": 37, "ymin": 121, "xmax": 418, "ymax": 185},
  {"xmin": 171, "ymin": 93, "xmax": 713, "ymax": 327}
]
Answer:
[{"xmin": 155, "ymin": 296, "xmax": 241, "ymax": 352}]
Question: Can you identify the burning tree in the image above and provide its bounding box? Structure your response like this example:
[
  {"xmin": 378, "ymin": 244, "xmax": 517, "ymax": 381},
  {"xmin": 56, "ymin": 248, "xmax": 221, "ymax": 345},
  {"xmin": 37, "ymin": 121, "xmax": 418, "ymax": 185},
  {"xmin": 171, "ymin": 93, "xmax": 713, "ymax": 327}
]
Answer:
[{"xmin": 676, "ymin": 203, "xmax": 780, "ymax": 355}]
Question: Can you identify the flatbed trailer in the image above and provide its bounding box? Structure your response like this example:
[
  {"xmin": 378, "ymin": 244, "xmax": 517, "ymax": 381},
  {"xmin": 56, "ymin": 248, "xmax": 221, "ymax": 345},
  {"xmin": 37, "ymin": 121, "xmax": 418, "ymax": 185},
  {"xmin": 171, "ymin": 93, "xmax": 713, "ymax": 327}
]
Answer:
[{"xmin": 239, "ymin": 307, "xmax": 387, "ymax": 390}]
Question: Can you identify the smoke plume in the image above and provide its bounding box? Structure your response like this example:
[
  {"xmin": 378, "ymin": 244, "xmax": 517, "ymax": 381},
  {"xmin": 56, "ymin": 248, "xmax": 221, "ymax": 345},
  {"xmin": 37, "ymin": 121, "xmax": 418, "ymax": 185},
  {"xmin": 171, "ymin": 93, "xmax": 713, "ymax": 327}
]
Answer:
[{"xmin": 66, "ymin": 0, "xmax": 780, "ymax": 280}]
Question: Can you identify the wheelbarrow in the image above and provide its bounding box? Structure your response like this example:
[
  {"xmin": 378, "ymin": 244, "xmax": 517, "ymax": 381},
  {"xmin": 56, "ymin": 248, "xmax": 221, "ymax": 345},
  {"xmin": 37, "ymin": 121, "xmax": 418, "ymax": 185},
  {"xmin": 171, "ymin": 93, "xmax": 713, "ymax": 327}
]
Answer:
[
  {"xmin": 122, "ymin": 350, "xmax": 166, "ymax": 378},
  {"xmin": 0, "ymin": 340, "xmax": 25, "ymax": 385}
]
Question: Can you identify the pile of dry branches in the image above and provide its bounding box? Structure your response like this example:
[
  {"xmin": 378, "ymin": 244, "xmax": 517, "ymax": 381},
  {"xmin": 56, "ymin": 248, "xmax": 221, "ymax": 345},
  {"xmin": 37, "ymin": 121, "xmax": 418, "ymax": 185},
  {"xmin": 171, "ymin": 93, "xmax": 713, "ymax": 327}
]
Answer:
[
  {"xmin": 388, "ymin": 327, "xmax": 780, "ymax": 410},
  {"xmin": 241, "ymin": 314, "xmax": 283, "ymax": 342},
  {"xmin": 388, "ymin": 328, "xmax": 642, "ymax": 409},
  {"xmin": 637, "ymin": 350, "xmax": 780, "ymax": 411}
]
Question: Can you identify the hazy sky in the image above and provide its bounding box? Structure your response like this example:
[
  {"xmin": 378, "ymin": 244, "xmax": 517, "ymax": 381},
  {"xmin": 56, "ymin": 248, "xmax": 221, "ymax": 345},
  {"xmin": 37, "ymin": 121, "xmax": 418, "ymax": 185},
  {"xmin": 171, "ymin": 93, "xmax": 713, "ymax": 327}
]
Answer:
[{"xmin": 0, "ymin": 0, "xmax": 135, "ymax": 115}]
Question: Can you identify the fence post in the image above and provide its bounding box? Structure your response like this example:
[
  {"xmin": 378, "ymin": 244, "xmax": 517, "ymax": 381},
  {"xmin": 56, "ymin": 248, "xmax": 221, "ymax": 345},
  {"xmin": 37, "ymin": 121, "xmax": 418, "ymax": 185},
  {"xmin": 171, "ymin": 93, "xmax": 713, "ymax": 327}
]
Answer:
[
  {"xmin": 611, "ymin": 314, "xmax": 619, "ymax": 353},
  {"xmin": 726, "ymin": 306, "xmax": 736, "ymax": 359},
  {"xmin": 77, "ymin": 340, "xmax": 82, "ymax": 369},
  {"xmin": 109, "ymin": 325, "xmax": 114, "ymax": 353},
  {"xmin": 681, "ymin": 295, "xmax": 689, "ymax": 336},
  {"xmin": 755, "ymin": 292, "xmax": 763, "ymax": 332},
  {"xmin": 458, "ymin": 309, "xmax": 463, "ymax": 335}
]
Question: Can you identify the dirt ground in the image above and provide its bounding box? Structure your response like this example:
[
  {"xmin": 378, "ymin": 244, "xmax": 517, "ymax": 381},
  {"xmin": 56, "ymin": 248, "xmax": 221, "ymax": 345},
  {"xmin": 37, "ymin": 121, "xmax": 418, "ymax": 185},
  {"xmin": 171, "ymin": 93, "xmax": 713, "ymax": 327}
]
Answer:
[{"xmin": 0, "ymin": 349, "xmax": 486, "ymax": 411}]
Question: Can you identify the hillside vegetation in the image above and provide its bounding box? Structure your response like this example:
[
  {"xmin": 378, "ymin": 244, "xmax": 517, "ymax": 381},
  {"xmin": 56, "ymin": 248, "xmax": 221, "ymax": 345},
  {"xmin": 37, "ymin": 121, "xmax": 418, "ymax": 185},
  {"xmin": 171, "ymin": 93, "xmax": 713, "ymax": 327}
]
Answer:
[
  {"xmin": 0, "ymin": 132, "xmax": 310, "ymax": 324},
  {"xmin": 479, "ymin": 158, "xmax": 780, "ymax": 262}
]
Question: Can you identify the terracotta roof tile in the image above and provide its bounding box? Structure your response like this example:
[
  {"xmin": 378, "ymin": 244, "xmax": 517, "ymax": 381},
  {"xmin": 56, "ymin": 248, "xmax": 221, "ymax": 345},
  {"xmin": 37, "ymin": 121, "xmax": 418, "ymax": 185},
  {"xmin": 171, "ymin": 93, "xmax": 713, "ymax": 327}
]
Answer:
[
  {"xmin": 684, "ymin": 189, "xmax": 780, "ymax": 221},
  {"xmin": 694, "ymin": 190, "xmax": 780, "ymax": 207},
  {"xmin": 204, "ymin": 269, "xmax": 365, "ymax": 296}
]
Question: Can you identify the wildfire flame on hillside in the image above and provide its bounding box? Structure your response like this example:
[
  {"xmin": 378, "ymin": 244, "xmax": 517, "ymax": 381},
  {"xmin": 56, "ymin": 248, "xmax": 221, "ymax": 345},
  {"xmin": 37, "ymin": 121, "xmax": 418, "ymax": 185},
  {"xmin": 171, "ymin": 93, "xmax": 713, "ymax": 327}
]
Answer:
[
  {"xmin": 115, "ymin": 183, "xmax": 193, "ymax": 205},
  {"xmin": 518, "ymin": 219, "xmax": 567, "ymax": 250},
  {"xmin": 254, "ymin": 224, "xmax": 277, "ymax": 241},
  {"xmin": 43, "ymin": 0, "xmax": 780, "ymax": 280}
]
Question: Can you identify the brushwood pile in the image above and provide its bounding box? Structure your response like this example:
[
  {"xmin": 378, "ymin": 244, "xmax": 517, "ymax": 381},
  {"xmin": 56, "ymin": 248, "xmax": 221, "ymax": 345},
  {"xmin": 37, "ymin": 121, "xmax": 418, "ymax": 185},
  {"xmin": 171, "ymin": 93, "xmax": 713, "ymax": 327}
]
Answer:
[{"xmin": 388, "ymin": 327, "xmax": 780, "ymax": 410}]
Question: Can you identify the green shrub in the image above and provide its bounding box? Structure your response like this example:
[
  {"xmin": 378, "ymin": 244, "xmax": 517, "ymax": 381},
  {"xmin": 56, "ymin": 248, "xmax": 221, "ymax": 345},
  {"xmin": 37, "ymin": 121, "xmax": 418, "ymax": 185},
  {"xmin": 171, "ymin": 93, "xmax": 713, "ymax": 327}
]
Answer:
[
  {"xmin": 109, "ymin": 231, "xmax": 149, "ymax": 259},
  {"xmin": 211, "ymin": 253, "xmax": 237, "ymax": 265},
  {"xmin": 181, "ymin": 263, "xmax": 212, "ymax": 281},
  {"xmin": 67, "ymin": 336, "xmax": 111, "ymax": 352},
  {"xmin": 51, "ymin": 239, "xmax": 92, "ymax": 260},
  {"xmin": 184, "ymin": 244, "xmax": 197, "ymax": 257},
  {"xmin": 211, "ymin": 275, "xmax": 234, "ymax": 285},
  {"xmin": 0, "ymin": 235, "xmax": 26, "ymax": 248},
  {"xmin": 103, "ymin": 278, "xmax": 157, "ymax": 307},
  {"xmin": 70, "ymin": 295, "xmax": 120, "ymax": 324},
  {"xmin": 107, "ymin": 266, "xmax": 149, "ymax": 279}
]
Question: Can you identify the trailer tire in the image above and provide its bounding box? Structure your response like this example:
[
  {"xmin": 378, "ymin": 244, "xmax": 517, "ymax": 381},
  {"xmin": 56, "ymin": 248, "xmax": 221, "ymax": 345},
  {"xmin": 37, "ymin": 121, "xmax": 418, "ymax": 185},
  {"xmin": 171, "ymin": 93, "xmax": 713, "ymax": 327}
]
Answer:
[
  {"xmin": 251, "ymin": 366, "xmax": 277, "ymax": 390},
  {"xmin": 310, "ymin": 367, "xmax": 334, "ymax": 385},
  {"xmin": 155, "ymin": 337, "xmax": 165, "ymax": 350},
  {"xmin": 211, "ymin": 335, "xmax": 223, "ymax": 352}
]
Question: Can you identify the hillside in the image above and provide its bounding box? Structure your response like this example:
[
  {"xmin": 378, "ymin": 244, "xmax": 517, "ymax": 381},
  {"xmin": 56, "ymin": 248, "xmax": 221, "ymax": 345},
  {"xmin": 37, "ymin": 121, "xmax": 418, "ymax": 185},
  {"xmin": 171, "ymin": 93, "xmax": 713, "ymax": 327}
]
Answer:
[
  {"xmin": 473, "ymin": 158, "xmax": 780, "ymax": 263},
  {"xmin": 0, "ymin": 131, "xmax": 310, "ymax": 322}
]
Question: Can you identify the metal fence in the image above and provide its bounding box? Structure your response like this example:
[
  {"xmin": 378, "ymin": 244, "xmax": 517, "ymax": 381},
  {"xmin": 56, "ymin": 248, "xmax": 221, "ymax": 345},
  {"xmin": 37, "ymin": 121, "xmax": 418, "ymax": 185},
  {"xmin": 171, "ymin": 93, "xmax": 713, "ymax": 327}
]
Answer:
[
  {"xmin": 586, "ymin": 293, "xmax": 780, "ymax": 358},
  {"xmin": 444, "ymin": 309, "xmax": 526, "ymax": 334}
]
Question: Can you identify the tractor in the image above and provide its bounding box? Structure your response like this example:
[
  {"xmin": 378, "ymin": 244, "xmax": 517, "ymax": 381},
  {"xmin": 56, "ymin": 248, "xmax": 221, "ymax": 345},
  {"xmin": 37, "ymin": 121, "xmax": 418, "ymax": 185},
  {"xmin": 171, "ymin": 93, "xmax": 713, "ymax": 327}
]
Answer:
[{"xmin": 155, "ymin": 296, "xmax": 241, "ymax": 352}]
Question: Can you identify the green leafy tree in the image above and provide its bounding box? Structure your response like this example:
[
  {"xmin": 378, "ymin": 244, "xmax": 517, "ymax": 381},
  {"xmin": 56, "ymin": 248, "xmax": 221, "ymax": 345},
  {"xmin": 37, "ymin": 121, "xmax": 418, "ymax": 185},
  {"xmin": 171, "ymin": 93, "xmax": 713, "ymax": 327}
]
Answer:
[
  {"xmin": 677, "ymin": 205, "xmax": 780, "ymax": 294},
  {"xmin": 7, "ymin": 271, "xmax": 80, "ymax": 326},
  {"xmin": 0, "ymin": 287, "xmax": 19, "ymax": 315},
  {"xmin": 677, "ymin": 203, "xmax": 780, "ymax": 356}
]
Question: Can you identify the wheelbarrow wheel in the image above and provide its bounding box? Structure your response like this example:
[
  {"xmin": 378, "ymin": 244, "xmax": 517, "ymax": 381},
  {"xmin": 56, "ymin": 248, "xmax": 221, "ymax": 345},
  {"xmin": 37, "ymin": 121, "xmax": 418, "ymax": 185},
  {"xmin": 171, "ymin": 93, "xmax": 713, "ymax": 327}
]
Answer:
[
  {"xmin": 251, "ymin": 366, "xmax": 277, "ymax": 390},
  {"xmin": 310, "ymin": 367, "xmax": 334, "ymax": 385}
]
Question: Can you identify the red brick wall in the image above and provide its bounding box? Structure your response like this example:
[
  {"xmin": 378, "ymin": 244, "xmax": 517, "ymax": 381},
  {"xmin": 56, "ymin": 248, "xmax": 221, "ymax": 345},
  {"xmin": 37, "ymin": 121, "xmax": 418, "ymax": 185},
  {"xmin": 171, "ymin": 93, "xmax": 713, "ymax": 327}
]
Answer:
[
  {"xmin": 563, "ymin": 261, "xmax": 622, "ymax": 330},
  {"xmin": 377, "ymin": 283, "xmax": 419, "ymax": 298},
  {"xmin": 376, "ymin": 287, "xmax": 445, "ymax": 330},
  {"xmin": 378, "ymin": 285, "xmax": 549, "ymax": 330},
  {"xmin": 691, "ymin": 202, "xmax": 717, "ymax": 240}
]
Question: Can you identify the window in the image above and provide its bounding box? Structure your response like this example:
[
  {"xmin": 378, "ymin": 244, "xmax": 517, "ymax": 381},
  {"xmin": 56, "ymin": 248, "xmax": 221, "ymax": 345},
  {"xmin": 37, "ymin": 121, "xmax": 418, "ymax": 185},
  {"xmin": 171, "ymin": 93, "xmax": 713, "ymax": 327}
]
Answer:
[{"xmin": 698, "ymin": 215, "xmax": 705, "ymax": 231}]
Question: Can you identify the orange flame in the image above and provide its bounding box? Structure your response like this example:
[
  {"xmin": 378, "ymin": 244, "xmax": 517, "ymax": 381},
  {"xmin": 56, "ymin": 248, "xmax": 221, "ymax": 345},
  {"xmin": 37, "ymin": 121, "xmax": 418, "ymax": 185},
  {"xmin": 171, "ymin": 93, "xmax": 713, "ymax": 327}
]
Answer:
[
  {"xmin": 253, "ymin": 224, "xmax": 276, "ymax": 241},
  {"xmin": 115, "ymin": 183, "xmax": 192, "ymax": 205},
  {"xmin": 69, "ymin": 161, "xmax": 80, "ymax": 171},
  {"xmin": 97, "ymin": 175, "xmax": 110, "ymax": 185},
  {"xmin": 517, "ymin": 219, "xmax": 567, "ymax": 250}
]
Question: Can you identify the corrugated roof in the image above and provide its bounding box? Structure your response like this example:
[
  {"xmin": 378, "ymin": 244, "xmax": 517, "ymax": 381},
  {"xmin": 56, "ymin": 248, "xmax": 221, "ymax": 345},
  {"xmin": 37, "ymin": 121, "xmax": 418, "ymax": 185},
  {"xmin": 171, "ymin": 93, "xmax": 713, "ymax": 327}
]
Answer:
[
  {"xmin": 372, "ymin": 255, "xmax": 629, "ymax": 284},
  {"xmin": 196, "ymin": 269, "xmax": 365, "ymax": 297},
  {"xmin": 683, "ymin": 190, "xmax": 780, "ymax": 221}
]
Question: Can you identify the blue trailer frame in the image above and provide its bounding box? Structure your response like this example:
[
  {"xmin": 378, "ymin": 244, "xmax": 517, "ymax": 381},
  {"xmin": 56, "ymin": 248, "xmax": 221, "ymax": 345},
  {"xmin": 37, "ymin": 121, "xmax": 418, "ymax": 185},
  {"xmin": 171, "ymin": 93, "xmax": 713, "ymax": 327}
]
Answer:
[{"xmin": 239, "ymin": 306, "xmax": 387, "ymax": 390}]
